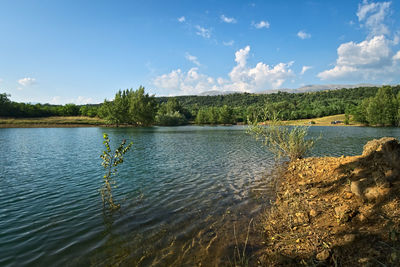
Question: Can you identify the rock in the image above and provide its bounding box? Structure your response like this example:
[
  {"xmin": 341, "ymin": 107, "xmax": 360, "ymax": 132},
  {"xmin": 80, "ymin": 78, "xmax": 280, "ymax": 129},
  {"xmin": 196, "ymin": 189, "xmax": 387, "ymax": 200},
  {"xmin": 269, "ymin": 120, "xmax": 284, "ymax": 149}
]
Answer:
[
  {"xmin": 309, "ymin": 209, "xmax": 318, "ymax": 217},
  {"xmin": 298, "ymin": 181, "xmax": 306, "ymax": 186},
  {"xmin": 343, "ymin": 192, "xmax": 354, "ymax": 199},
  {"xmin": 362, "ymin": 137, "xmax": 400, "ymax": 168},
  {"xmin": 358, "ymin": 213, "xmax": 367, "ymax": 222},
  {"xmin": 350, "ymin": 181, "xmax": 362, "ymax": 197},
  {"xmin": 343, "ymin": 234, "xmax": 356, "ymax": 243},
  {"xmin": 295, "ymin": 212, "xmax": 309, "ymax": 224},
  {"xmin": 352, "ymin": 167, "xmax": 363, "ymax": 176},
  {"xmin": 362, "ymin": 137, "xmax": 400, "ymax": 157},
  {"xmin": 334, "ymin": 204, "xmax": 356, "ymax": 223},
  {"xmin": 385, "ymin": 169, "xmax": 400, "ymax": 182},
  {"xmin": 316, "ymin": 249, "xmax": 330, "ymax": 261},
  {"xmin": 364, "ymin": 186, "xmax": 390, "ymax": 201}
]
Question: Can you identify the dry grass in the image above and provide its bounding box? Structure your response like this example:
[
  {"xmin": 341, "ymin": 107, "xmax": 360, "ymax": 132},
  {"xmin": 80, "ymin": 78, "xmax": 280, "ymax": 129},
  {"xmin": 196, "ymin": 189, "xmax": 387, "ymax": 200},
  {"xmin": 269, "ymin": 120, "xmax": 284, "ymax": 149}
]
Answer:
[
  {"xmin": 280, "ymin": 114, "xmax": 362, "ymax": 127},
  {"xmin": 0, "ymin": 116, "xmax": 106, "ymax": 127}
]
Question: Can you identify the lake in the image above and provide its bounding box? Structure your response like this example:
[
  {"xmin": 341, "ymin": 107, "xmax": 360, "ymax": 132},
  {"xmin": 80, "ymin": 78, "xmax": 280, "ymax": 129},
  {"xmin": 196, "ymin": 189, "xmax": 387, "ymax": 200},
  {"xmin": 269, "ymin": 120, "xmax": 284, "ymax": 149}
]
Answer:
[{"xmin": 1, "ymin": 126, "xmax": 400, "ymax": 266}]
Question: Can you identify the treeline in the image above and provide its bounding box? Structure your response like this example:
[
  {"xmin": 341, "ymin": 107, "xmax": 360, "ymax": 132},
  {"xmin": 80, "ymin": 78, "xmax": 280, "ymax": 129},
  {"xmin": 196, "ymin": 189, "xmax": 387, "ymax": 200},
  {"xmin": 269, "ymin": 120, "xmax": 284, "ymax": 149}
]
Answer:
[
  {"xmin": 158, "ymin": 86, "xmax": 387, "ymax": 122},
  {"xmin": 0, "ymin": 93, "xmax": 98, "ymax": 117},
  {"xmin": 2, "ymin": 85, "xmax": 400, "ymax": 126},
  {"xmin": 350, "ymin": 86, "xmax": 400, "ymax": 126}
]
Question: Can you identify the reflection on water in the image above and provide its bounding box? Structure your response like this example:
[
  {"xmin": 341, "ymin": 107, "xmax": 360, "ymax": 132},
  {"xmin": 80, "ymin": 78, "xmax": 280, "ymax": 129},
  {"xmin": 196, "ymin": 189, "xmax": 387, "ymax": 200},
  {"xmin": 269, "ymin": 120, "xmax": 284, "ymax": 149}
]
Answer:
[{"xmin": 1, "ymin": 126, "xmax": 400, "ymax": 266}]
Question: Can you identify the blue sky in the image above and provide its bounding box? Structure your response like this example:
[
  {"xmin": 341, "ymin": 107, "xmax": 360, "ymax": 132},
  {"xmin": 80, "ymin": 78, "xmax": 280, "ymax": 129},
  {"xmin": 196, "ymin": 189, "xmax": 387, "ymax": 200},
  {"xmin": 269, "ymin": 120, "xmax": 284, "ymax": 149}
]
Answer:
[{"xmin": 1, "ymin": 0, "xmax": 400, "ymax": 104}]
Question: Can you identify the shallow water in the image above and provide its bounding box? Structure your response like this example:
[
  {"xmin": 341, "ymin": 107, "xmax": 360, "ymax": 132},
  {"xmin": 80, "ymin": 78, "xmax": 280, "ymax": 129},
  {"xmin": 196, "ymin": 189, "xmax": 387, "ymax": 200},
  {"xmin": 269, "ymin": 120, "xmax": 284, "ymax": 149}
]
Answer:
[{"xmin": 1, "ymin": 125, "xmax": 400, "ymax": 266}]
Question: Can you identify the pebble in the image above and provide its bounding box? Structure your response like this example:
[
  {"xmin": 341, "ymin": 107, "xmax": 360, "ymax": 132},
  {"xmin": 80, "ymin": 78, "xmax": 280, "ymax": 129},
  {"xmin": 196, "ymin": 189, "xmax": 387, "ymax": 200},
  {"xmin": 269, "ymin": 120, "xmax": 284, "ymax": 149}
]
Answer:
[
  {"xmin": 309, "ymin": 209, "xmax": 318, "ymax": 217},
  {"xmin": 316, "ymin": 249, "xmax": 330, "ymax": 261}
]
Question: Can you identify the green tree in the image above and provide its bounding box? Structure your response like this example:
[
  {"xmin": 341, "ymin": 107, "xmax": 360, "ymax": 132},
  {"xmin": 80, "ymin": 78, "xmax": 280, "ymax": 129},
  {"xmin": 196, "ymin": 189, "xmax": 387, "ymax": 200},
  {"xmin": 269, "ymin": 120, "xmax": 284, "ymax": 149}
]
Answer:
[
  {"xmin": 195, "ymin": 108, "xmax": 208, "ymax": 124},
  {"xmin": 61, "ymin": 103, "xmax": 80, "ymax": 116},
  {"xmin": 0, "ymin": 93, "xmax": 12, "ymax": 116},
  {"xmin": 128, "ymin": 86, "xmax": 157, "ymax": 126},
  {"xmin": 218, "ymin": 105, "xmax": 235, "ymax": 124},
  {"xmin": 366, "ymin": 86, "xmax": 397, "ymax": 126}
]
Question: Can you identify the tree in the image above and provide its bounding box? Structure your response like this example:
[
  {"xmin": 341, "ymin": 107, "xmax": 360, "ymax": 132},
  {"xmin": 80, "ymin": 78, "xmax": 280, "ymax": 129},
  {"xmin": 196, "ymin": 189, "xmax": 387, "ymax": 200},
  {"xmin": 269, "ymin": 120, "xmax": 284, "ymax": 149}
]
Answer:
[
  {"xmin": 128, "ymin": 86, "xmax": 157, "ymax": 126},
  {"xmin": 98, "ymin": 86, "xmax": 157, "ymax": 126},
  {"xmin": 0, "ymin": 93, "xmax": 11, "ymax": 116},
  {"xmin": 61, "ymin": 103, "xmax": 80, "ymax": 116},
  {"xmin": 218, "ymin": 105, "xmax": 235, "ymax": 124},
  {"xmin": 366, "ymin": 86, "xmax": 397, "ymax": 126},
  {"xmin": 155, "ymin": 98, "xmax": 188, "ymax": 126},
  {"xmin": 195, "ymin": 108, "xmax": 208, "ymax": 124}
]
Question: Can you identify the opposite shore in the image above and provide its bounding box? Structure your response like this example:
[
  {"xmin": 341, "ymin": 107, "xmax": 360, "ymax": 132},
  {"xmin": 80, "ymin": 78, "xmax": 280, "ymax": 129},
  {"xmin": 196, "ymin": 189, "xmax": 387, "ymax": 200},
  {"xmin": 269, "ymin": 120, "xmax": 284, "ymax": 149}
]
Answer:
[{"xmin": 0, "ymin": 114, "xmax": 362, "ymax": 128}]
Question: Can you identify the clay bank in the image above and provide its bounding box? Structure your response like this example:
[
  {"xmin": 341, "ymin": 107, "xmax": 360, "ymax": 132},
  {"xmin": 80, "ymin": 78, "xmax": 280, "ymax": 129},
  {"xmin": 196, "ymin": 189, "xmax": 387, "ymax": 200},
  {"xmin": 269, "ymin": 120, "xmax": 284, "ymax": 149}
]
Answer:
[{"xmin": 256, "ymin": 137, "xmax": 400, "ymax": 266}]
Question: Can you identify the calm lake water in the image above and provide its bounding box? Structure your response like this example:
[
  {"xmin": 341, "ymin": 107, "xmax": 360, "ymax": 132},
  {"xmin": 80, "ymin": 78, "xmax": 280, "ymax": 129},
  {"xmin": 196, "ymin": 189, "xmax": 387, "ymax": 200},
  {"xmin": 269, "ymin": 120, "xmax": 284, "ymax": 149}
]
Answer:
[{"xmin": 1, "ymin": 125, "xmax": 400, "ymax": 266}]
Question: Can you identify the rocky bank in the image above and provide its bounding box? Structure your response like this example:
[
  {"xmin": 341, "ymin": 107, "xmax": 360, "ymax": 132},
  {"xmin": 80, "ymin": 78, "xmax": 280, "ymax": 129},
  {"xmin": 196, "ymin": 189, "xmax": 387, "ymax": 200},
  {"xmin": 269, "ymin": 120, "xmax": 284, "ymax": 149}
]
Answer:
[{"xmin": 257, "ymin": 137, "xmax": 400, "ymax": 266}]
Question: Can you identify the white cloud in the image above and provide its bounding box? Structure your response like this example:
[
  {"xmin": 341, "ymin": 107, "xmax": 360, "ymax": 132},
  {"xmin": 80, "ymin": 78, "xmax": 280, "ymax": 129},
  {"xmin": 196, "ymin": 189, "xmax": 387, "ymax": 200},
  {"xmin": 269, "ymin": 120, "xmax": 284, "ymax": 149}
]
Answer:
[
  {"xmin": 301, "ymin": 66, "xmax": 312, "ymax": 75},
  {"xmin": 318, "ymin": 35, "xmax": 399, "ymax": 81},
  {"xmin": 195, "ymin": 25, "xmax": 211, "ymax": 38},
  {"xmin": 49, "ymin": 96, "xmax": 94, "ymax": 105},
  {"xmin": 393, "ymin": 51, "xmax": 400, "ymax": 61},
  {"xmin": 153, "ymin": 46, "xmax": 294, "ymax": 95},
  {"xmin": 221, "ymin": 14, "xmax": 236, "ymax": 24},
  {"xmin": 297, "ymin": 30, "xmax": 311, "ymax": 39},
  {"xmin": 18, "ymin": 77, "xmax": 36, "ymax": 86},
  {"xmin": 319, "ymin": 1, "xmax": 399, "ymax": 82},
  {"xmin": 178, "ymin": 16, "xmax": 185, "ymax": 23},
  {"xmin": 223, "ymin": 40, "xmax": 234, "ymax": 46},
  {"xmin": 76, "ymin": 96, "xmax": 94, "ymax": 105},
  {"xmin": 0, "ymin": 78, "xmax": 3, "ymax": 83},
  {"xmin": 357, "ymin": 0, "xmax": 391, "ymax": 36},
  {"xmin": 253, "ymin": 20, "xmax": 270, "ymax": 29},
  {"xmin": 185, "ymin": 53, "xmax": 200, "ymax": 66}
]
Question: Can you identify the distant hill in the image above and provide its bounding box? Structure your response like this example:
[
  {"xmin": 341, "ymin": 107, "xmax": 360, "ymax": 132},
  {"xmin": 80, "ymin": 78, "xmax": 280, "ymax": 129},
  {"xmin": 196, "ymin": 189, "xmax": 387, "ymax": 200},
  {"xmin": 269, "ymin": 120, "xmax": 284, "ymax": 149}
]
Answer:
[
  {"xmin": 196, "ymin": 83, "xmax": 379, "ymax": 96},
  {"xmin": 198, "ymin": 90, "xmax": 242, "ymax": 96}
]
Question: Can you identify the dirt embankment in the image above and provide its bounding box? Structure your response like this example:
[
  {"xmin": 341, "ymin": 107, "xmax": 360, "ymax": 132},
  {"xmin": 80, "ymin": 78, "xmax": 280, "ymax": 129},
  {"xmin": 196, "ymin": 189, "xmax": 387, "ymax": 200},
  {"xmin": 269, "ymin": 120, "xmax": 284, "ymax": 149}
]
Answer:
[{"xmin": 257, "ymin": 137, "xmax": 400, "ymax": 266}]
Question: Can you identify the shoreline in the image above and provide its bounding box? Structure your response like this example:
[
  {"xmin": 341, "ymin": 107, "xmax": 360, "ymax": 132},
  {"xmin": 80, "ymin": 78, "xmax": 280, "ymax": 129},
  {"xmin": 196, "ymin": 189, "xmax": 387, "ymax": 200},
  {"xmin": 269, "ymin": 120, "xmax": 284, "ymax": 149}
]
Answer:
[
  {"xmin": 255, "ymin": 137, "xmax": 400, "ymax": 266},
  {"xmin": 0, "ymin": 114, "xmax": 364, "ymax": 128}
]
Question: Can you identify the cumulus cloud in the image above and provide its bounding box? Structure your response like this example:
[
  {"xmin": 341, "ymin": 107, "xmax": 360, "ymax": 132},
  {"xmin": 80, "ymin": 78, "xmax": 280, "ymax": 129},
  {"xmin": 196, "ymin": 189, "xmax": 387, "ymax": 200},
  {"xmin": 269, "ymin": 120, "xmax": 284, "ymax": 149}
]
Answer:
[
  {"xmin": 301, "ymin": 66, "xmax": 312, "ymax": 75},
  {"xmin": 318, "ymin": 35, "xmax": 399, "ymax": 80},
  {"xmin": 297, "ymin": 30, "xmax": 311, "ymax": 39},
  {"xmin": 178, "ymin": 16, "xmax": 185, "ymax": 23},
  {"xmin": 50, "ymin": 96, "xmax": 94, "ymax": 105},
  {"xmin": 357, "ymin": 0, "xmax": 391, "ymax": 36},
  {"xmin": 220, "ymin": 14, "xmax": 236, "ymax": 23},
  {"xmin": 18, "ymin": 77, "xmax": 36, "ymax": 86},
  {"xmin": 253, "ymin": 20, "xmax": 270, "ymax": 29},
  {"xmin": 318, "ymin": 1, "xmax": 399, "ymax": 82},
  {"xmin": 153, "ymin": 46, "xmax": 294, "ymax": 95},
  {"xmin": 195, "ymin": 25, "xmax": 211, "ymax": 38},
  {"xmin": 393, "ymin": 51, "xmax": 400, "ymax": 61},
  {"xmin": 185, "ymin": 53, "xmax": 200, "ymax": 66},
  {"xmin": 223, "ymin": 40, "xmax": 234, "ymax": 46}
]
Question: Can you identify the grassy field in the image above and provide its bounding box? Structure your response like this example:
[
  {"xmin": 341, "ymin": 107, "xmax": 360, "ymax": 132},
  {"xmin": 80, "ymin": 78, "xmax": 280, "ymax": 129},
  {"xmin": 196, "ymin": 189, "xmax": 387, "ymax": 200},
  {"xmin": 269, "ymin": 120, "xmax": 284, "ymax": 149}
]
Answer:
[
  {"xmin": 281, "ymin": 114, "xmax": 362, "ymax": 126},
  {"xmin": 0, "ymin": 116, "xmax": 106, "ymax": 128}
]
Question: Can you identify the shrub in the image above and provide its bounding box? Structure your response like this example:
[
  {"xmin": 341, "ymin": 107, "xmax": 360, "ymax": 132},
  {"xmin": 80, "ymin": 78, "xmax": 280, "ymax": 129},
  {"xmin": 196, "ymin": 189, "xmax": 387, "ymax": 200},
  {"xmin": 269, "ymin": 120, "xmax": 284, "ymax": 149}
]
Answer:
[
  {"xmin": 100, "ymin": 133, "xmax": 133, "ymax": 211},
  {"xmin": 247, "ymin": 115, "xmax": 317, "ymax": 161},
  {"xmin": 155, "ymin": 111, "xmax": 187, "ymax": 126}
]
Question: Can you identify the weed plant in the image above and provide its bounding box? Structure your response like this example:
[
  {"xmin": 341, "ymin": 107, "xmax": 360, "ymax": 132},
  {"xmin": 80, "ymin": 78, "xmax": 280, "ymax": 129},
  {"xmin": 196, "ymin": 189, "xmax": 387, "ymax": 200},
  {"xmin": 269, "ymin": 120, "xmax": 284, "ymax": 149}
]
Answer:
[
  {"xmin": 247, "ymin": 113, "xmax": 317, "ymax": 161},
  {"xmin": 100, "ymin": 133, "xmax": 133, "ymax": 211}
]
